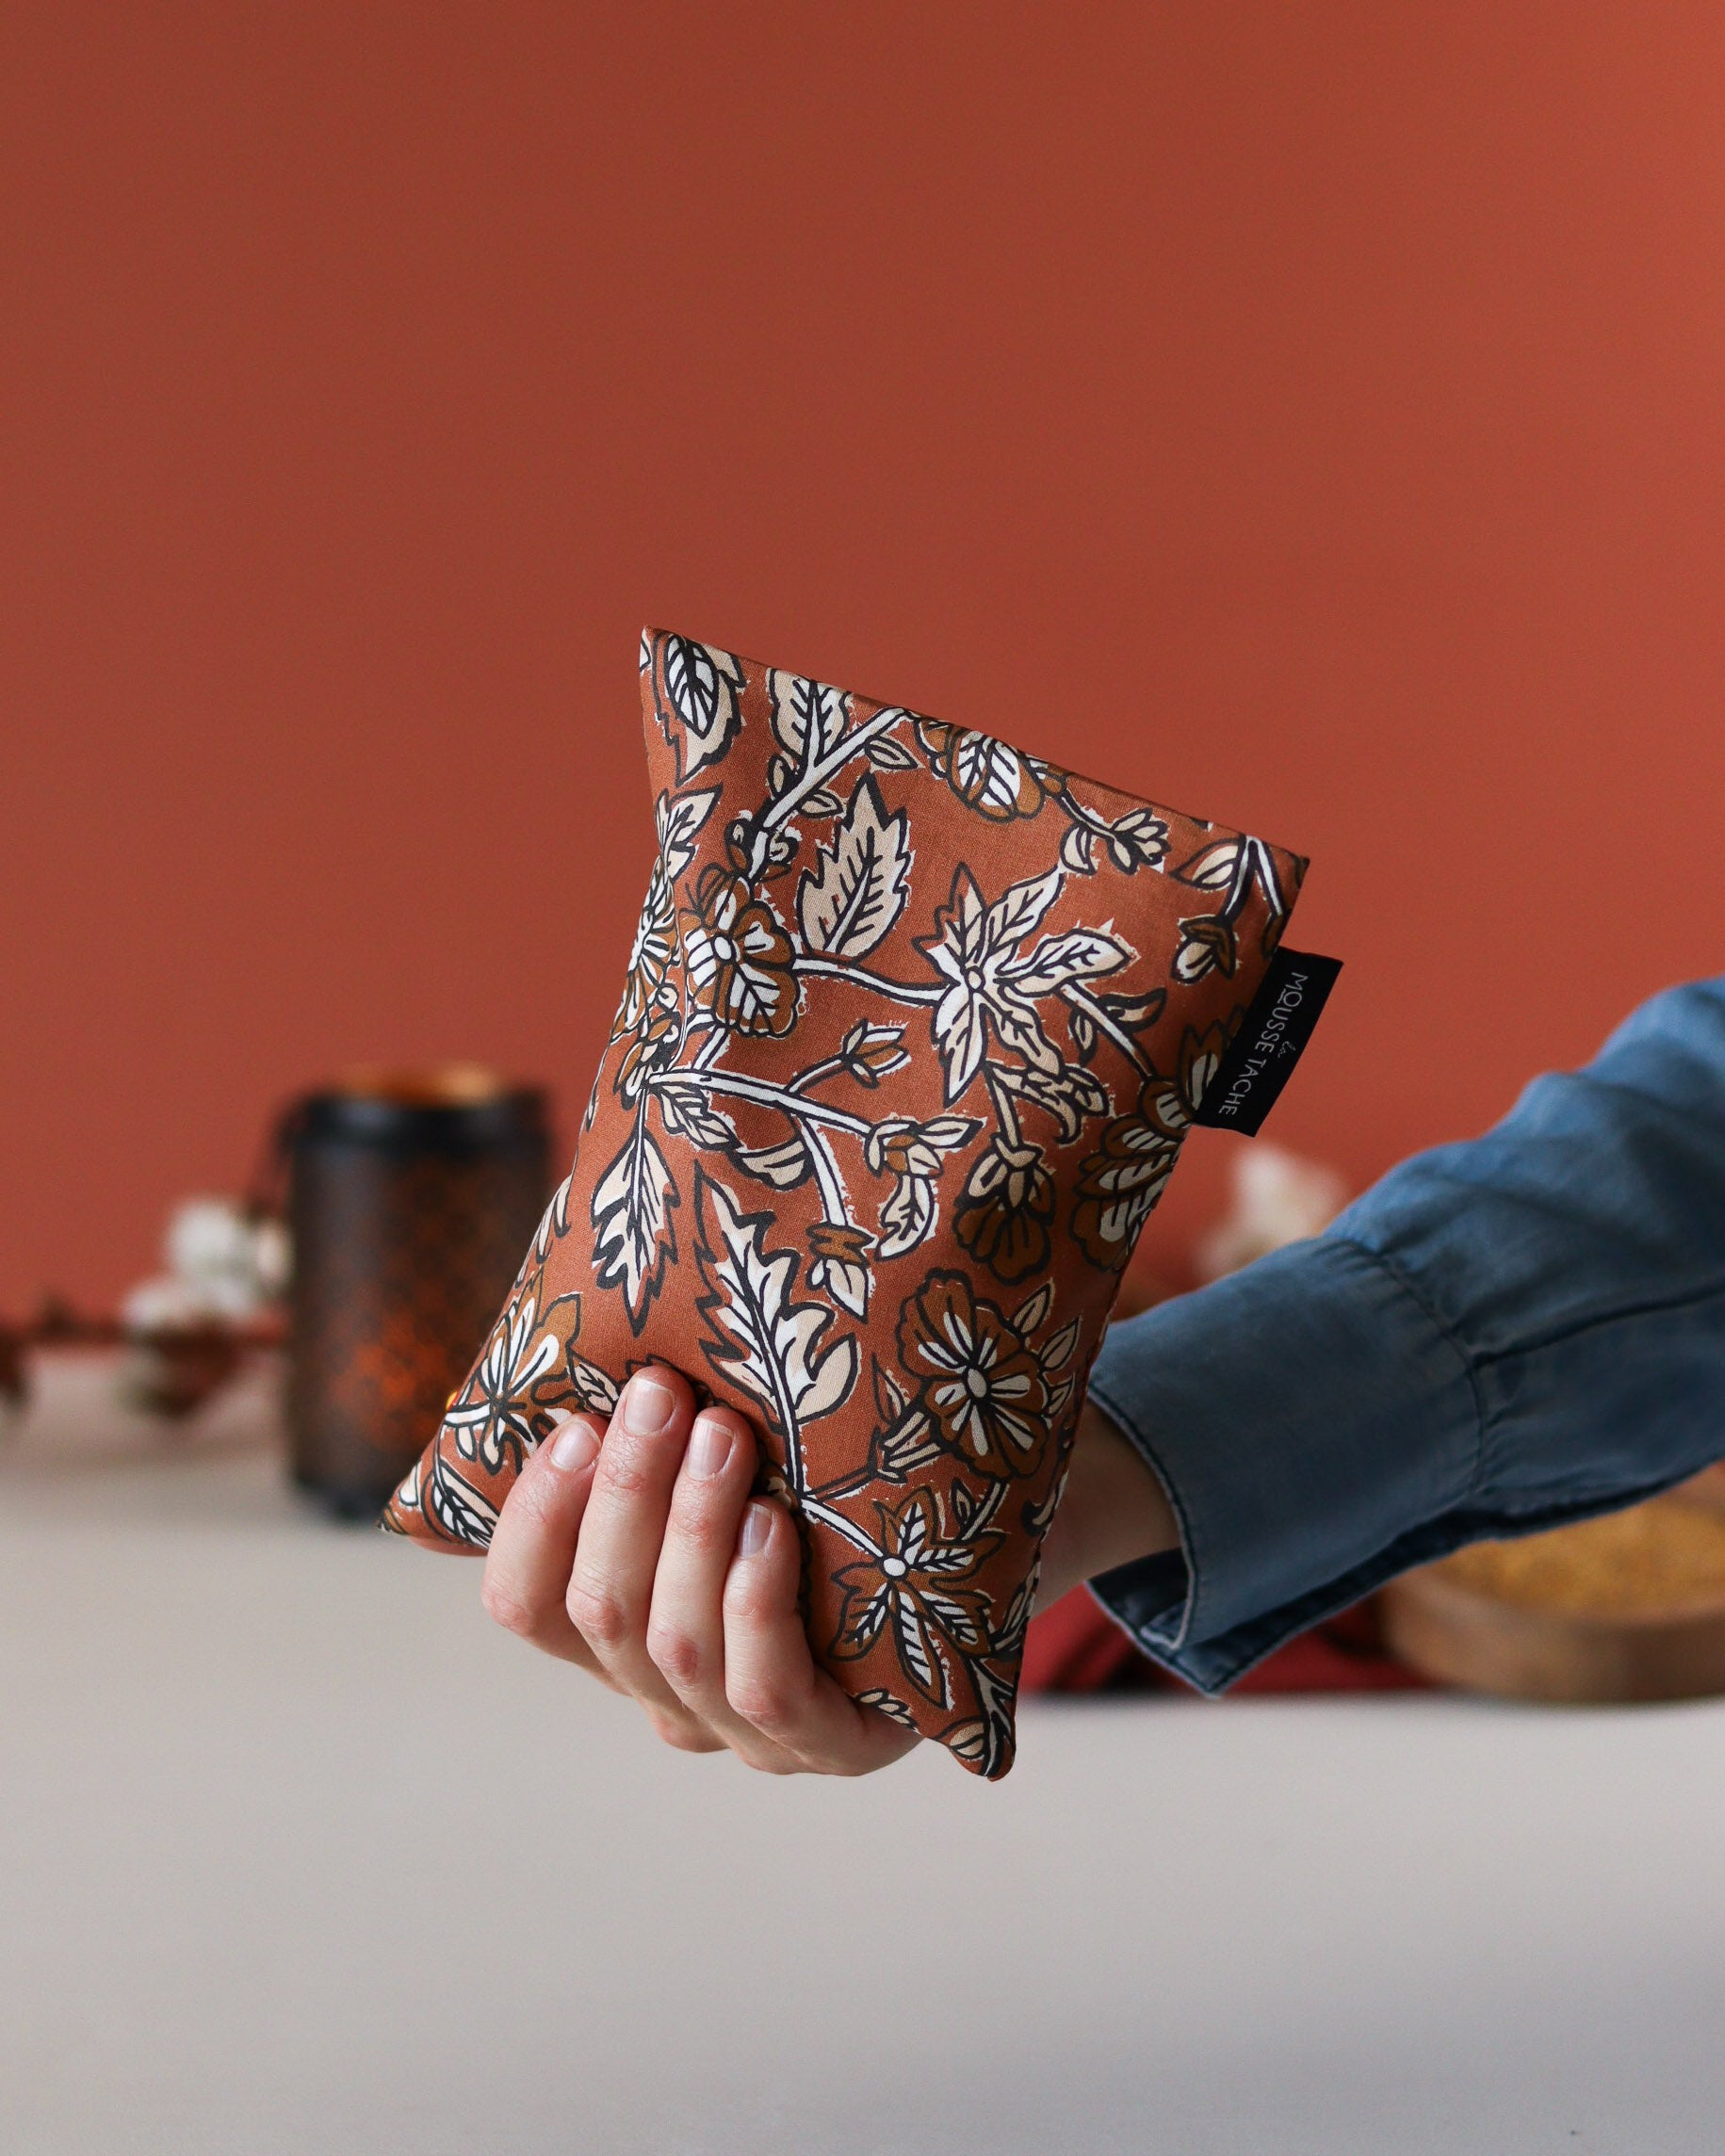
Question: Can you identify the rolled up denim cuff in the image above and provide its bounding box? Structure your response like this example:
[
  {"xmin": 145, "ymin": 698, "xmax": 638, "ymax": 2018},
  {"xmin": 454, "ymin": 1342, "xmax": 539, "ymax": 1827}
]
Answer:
[{"xmin": 1084, "ymin": 1235, "xmax": 1484, "ymax": 1693}]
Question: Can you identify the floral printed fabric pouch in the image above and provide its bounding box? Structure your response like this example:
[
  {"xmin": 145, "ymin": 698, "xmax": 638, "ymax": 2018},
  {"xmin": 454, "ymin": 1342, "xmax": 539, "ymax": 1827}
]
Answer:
[{"xmin": 386, "ymin": 631, "xmax": 1309, "ymax": 1777}]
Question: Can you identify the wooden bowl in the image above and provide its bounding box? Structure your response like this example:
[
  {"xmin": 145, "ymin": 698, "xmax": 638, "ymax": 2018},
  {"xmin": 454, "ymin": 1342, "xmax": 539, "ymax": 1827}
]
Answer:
[{"xmin": 1379, "ymin": 1471, "xmax": 1725, "ymax": 1704}]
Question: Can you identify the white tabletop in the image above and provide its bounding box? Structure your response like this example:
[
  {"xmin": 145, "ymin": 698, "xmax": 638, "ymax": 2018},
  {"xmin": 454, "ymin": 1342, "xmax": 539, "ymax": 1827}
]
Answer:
[{"xmin": 5, "ymin": 1356, "xmax": 1724, "ymax": 2155}]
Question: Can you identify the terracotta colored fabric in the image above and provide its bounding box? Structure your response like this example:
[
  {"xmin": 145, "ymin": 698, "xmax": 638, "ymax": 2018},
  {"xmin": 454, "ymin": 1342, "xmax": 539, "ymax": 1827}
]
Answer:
[{"xmin": 386, "ymin": 631, "xmax": 1307, "ymax": 1775}]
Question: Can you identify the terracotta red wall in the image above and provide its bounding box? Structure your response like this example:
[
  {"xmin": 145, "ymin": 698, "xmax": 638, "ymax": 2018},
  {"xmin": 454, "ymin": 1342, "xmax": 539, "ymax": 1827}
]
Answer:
[{"xmin": 7, "ymin": 4, "xmax": 1725, "ymax": 1311}]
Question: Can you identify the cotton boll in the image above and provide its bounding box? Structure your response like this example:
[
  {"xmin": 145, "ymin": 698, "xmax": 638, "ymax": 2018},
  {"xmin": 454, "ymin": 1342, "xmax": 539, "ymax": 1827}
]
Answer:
[
  {"xmin": 164, "ymin": 1199, "xmax": 256, "ymax": 1290},
  {"xmin": 250, "ymin": 1217, "xmax": 292, "ymax": 1298},
  {"xmin": 122, "ymin": 1274, "xmax": 218, "ymax": 1335},
  {"xmin": 160, "ymin": 1198, "xmax": 287, "ymax": 1317},
  {"xmin": 1195, "ymin": 1143, "xmax": 1349, "ymax": 1282}
]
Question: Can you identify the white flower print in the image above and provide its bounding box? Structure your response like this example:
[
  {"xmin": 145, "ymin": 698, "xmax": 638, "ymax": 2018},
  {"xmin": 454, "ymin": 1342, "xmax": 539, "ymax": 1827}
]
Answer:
[
  {"xmin": 917, "ymin": 866, "xmax": 1131, "ymax": 1103},
  {"xmin": 444, "ymin": 1291, "xmax": 563, "ymax": 1474}
]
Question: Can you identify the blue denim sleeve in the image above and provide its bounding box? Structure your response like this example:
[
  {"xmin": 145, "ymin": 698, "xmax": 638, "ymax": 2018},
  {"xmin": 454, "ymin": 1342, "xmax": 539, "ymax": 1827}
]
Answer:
[{"xmin": 1085, "ymin": 976, "xmax": 1725, "ymax": 1692}]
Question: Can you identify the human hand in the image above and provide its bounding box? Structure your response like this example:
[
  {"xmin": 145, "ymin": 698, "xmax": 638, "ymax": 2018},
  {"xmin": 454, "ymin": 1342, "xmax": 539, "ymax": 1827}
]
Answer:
[
  {"xmin": 479, "ymin": 1365, "xmax": 919, "ymax": 1775},
  {"xmin": 479, "ymin": 1364, "xmax": 1180, "ymax": 1774}
]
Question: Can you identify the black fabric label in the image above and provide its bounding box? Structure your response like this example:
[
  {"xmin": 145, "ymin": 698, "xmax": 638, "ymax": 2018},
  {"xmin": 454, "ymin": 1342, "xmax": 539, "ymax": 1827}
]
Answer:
[{"xmin": 1191, "ymin": 948, "xmax": 1343, "ymax": 1137}]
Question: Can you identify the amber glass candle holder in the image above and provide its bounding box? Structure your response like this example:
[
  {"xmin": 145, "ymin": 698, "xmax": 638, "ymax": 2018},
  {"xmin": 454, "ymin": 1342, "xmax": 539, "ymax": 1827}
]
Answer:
[{"xmin": 285, "ymin": 1066, "xmax": 550, "ymax": 1518}]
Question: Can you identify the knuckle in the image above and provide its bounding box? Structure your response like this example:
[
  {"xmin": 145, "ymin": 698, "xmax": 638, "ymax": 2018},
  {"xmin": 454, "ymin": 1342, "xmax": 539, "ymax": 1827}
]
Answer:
[
  {"xmin": 509, "ymin": 1466, "xmax": 563, "ymax": 1526},
  {"xmin": 594, "ymin": 1431, "xmax": 668, "ymax": 1500},
  {"xmin": 480, "ymin": 1580, "xmax": 540, "ymax": 1639},
  {"xmin": 644, "ymin": 1620, "xmax": 703, "ymax": 1690},
  {"xmin": 595, "ymin": 1442, "xmax": 654, "ymax": 1499},
  {"xmin": 726, "ymin": 1675, "xmax": 803, "ymax": 1739},
  {"xmin": 738, "ymin": 1748, "xmax": 799, "ymax": 1777},
  {"xmin": 649, "ymin": 1710, "xmax": 722, "ymax": 1755},
  {"xmin": 667, "ymin": 1497, "xmax": 733, "ymax": 1557},
  {"xmin": 723, "ymin": 1570, "xmax": 779, "ymax": 1625},
  {"xmin": 566, "ymin": 1575, "xmax": 633, "ymax": 1650}
]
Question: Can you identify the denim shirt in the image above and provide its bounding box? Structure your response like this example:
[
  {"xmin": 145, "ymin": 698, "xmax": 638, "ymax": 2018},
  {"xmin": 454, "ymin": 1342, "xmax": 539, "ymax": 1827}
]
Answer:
[{"xmin": 1086, "ymin": 976, "xmax": 1725, "ymax": 1692}]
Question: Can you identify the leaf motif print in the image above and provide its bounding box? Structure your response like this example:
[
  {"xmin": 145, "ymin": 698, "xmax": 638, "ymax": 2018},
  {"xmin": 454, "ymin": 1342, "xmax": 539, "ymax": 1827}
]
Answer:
[
  {"xmin": 1174, "ymin": 837, "xmax": 1244, "ymax": 891},
  {"xmin": 993, "ymin": 1562, "xmax": 1041, "ymax": 1663},
  {"xmin": 919, "ymin": 868, "xmax": 991, "ymax": 1099},
  {"xmin": 1010, "ymin": 1281, "xmax": 1053, "ymax": 1338},
  {"xmin": 442, "ymin": 1284, "xmax": 571, "ymax": 1474},
  {"xmin": 591, "ymin": 1114, "xmax": 677, "ymax": 1325},
  {"xmin": 863, "ymin": 733, "xmax": 918, "ymax": 772},
  {"xmin": 863, "ymin": 1113, "xmax": 978, "ymax": 1261},
  {"xmin": 768, "ymin": 668, "xmax": 849, "ymax": 768},
  {"xmin": 617, "ymin": 861, "xmax": 677, "ymax": 1034},
  {"xmin": 530, "ymin": 1169, "xmax": 573, "ymax": 1265},
  {"xmin": 1070, "ymin": 1101, "xmax": 1181, "ymax": 1270},
  {"xmin": 993, "ymin": 1057, "xmax": 1109, "ymax": 1142},
  {"xmin": 1060, "ymin": 822, "xmax": 1097, "ymax": 875},
  {"xmin": 615, "ymin": 1002, "xmax": 679, "ymax": 1107},
  {"xmin": 918, "ymin": 866, "xmax": 1073, "ymax": 1102},
  {"xmin": 428, "ymin": 1453, "xmax": 500, "ymax": 1548},
  {"xmin": 655, "ymin": 1078, "xmax": 736, "ymax": 1151},
  {"xmin": 876, "ymin": 1168, "xmax": 935, "ymax": 1260},
  {"xmin": 734, "ymin": 1134, "xmax": 814, "ymax": 1190},
  {"xmin": 659, "ymin": 636, "xmax": 746, "ymax": 782},
  {"xmin": 1250, "ymin": 836, "xmax": 1290, "ymax": 950},
  {"xmin": 437, "ymin": 1262, "xmax": 588, "ymax": 1474},
  {"xmin": 1005, "ymin": 927, "xmax": 1132, "ymax": 997},
  {"xmin": 795, "ymin": 775, "xmax": 912, "ymax": 959},
  {"xmin": 944, "ymin": 1656, "xmax": 1020, "ymax": 1778},
  {"xmin": 806, "ymin": 1219, "xmax": 872, "ymax": 1321},
  {"xmin": 854, "ymin": 1687, "xmax": 921, "ymax": 1731},
  {"xmin": 894, "ymin": 1594, "xmax": 944, "ymax": 1699},
  {"xmin": 1129, "ymin": 1020, "xmax": 1232, "ymax": 1137},
  {"xmin": 656, "ymin": 785, "xmax": 721, "ymax": 881},
  {"xmin": 988, "ymin": 867, "xmax": 1064, "ymax": 945},
  {"xmin": 1039, "ymin": 1317, "xmax": 1081, "ymax": 1372},
  {"xmin": 916, "ymin": 718, "xmax": 1047, "ymax": 821},
  {"xmin": 568, "ymin": 1356, "xmax": 619, "ymax": 1418},
  {"xmin": 1176, "ymin": 1020, "xmax": 1231, "ymax": 1121},
  {"xmin": 948, "ymin": 730, "xmax": 1043, "ymax": 819},
  {"xmin": 872, "ymin": 1356, "xmax": 910, "ymax": 1422},
  {"xmin": 693, "ymin": 1174, "xmax": 857, "ymax": 1478},
  {"xmin": 390, "ymin": 630, "xmax": 1311, "ymax": 1780}
]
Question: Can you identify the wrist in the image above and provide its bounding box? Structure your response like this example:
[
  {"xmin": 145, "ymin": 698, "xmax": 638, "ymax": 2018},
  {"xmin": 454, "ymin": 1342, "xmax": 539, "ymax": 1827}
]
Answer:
[{"xmin": 1037, "ymin": 1400, "xmax": 1180, "ymax": 1607}]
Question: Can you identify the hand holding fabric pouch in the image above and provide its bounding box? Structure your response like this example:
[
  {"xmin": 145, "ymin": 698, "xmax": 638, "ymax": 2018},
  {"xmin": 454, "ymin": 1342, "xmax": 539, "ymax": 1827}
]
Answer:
[{"xmin": 386, "ymin": 631, "xmax": 1311, "ymax": 1776}]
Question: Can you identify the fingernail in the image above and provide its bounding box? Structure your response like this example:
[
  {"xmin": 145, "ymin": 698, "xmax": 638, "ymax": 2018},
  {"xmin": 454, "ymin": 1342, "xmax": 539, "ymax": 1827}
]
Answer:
[
  {"xmin": 550, "ymin": 1416, "xmax": 600, "ymax": 1472},
  {"xmin": 622, "ymin": 1370, "xmax": 675, "ymax": 1437},
  {"xmin": 686, "ymin": 1414, "xmax": 733, "ymax": 1482},
  {"xmin": 739, "ymin": 1502, "xmax": 773, "ymax": 1558}
]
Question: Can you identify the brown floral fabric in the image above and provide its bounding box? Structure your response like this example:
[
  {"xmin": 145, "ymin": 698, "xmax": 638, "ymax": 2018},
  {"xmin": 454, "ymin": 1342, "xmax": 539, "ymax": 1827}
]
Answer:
[{"xmin": 385, "ymin": 630, "xmax": 1307, "ymax": 1777}]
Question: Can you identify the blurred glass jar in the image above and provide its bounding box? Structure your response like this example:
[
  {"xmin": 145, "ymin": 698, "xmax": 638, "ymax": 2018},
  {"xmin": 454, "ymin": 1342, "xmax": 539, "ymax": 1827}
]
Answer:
[{"xmin": 285, "ymin": 1066, "xmax": 550, "ymax": 1518}]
